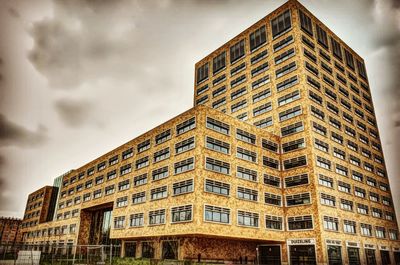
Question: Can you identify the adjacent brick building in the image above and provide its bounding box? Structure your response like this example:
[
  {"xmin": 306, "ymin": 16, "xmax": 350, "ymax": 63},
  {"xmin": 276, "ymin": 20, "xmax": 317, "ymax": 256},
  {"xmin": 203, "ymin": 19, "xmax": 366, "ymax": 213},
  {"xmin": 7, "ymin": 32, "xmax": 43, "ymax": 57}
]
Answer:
[
  {"xmin": 0, "ymin": 217, "xmax": 22, "ymax": 244},
  {"xmin": 19, "ymin": 0, "xmax": 400, "ymax": 264}
]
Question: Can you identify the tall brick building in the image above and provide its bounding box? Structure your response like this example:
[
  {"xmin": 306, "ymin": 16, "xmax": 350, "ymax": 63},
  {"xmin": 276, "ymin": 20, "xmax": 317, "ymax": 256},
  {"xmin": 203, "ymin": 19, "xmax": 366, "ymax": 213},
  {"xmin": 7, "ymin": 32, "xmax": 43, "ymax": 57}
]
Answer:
[
  {"xmin": 0, "ymin": 217, "xmax": 22, "ymax": 244},
  {"xmin": 19, "ymin": 0, "xmax": 400, "ymax": 264}
]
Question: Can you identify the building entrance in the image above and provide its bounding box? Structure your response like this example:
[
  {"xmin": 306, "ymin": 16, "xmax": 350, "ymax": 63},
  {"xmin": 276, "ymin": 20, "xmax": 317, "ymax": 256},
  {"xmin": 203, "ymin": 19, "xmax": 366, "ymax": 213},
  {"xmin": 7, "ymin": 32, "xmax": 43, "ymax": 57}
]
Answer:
[
  {"xmin": 258, "ymin": 245, "xmax": 281, "ymax": 265},
  {"xmin": 289, "ymin": 245, "xmax": 316, "ymax": 265}
]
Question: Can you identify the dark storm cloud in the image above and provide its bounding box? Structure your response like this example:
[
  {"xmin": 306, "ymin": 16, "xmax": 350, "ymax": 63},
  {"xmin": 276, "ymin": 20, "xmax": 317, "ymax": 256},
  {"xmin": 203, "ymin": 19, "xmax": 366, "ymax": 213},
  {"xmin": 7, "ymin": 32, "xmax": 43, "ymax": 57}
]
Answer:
[
  {"xmin": 7, "ymin": 7, "xmax": 20, "ymax": 18},
  {"xmin": 54, "ymin": 99, "xmax": 93, "ymax": 128},
  {"xmin": 0, "ymin": 114, "xmax": 47, "ymax": 148}
]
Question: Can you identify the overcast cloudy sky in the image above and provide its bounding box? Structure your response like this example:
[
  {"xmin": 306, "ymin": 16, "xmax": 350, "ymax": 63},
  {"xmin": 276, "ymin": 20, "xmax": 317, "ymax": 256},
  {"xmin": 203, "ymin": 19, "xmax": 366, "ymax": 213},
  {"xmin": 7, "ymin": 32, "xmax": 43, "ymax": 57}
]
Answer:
[{"xmin": 0, "ymin": 0, "xmax": 399, "ymax": 221}]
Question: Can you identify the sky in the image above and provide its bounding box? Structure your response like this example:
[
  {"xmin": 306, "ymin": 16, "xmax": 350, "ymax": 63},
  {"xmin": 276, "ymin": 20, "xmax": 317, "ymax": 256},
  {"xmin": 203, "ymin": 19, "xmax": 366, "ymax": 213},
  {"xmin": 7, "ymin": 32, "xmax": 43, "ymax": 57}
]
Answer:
[{"xmin": 0, "ymin": 0, "xmax": 399, "ymax": 221}]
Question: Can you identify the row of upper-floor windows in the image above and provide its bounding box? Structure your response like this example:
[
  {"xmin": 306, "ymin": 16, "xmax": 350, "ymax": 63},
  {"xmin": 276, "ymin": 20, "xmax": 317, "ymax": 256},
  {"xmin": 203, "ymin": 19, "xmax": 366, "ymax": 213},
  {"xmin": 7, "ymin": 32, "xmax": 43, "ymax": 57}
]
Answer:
[
  {"xmin": 196, "ymin": 8, "xmax": 367, "ymax": 87},
  {"xmin": 62, "ymin": 117, "xmax": 197, "ymax": 188},
  {"xmin": 28, "ymin": 192, "xmax": 44, "ymax": 202},
  {"xmin": 21, "ymin": 220, "xmax": 38, "ymax": 228},
  {"xmin": 24, "ymin": 211, "xmax": 40, "ymax": 220},
  {"xmin": 26, "ymin": 202, "xmax": 42, "ymax": 211},
  {"xmin": 25, "ymin": 224, "xmax": 77, "ymax": 238}
]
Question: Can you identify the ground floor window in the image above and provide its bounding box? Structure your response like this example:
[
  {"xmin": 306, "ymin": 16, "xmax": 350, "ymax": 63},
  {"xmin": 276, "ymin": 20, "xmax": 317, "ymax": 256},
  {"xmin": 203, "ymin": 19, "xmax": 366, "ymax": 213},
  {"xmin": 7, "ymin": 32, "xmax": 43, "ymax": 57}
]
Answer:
[
  {"xmin": 162, "ymin": 241, "xmax": 178, "ymax": 259},
  {"xmin": 365, "ymin": 249, "xmax": 376, "ymax": 265},
  {"xmin": 327, "ymin": 245, "xmax": 342, "ymax": 265},
  {"xmin": 142, "ymin": 242, "xmax": 154, "ymax": 258},
  {"xmin": 124, "ymin": 242, "xmax": 136, "ymax": 258},
  {"xmin": 347, "ymin": 247, "xmax": 360, "ymax": 265},
  {"xmin": 259, "ymin": 245, "xmax": 281, "ymax": 265},
  {"xmin": 289, "ymin": 245, "xmax": 316, "ymax": 265},
  {"xmin": 380, "ymin": 250, "xmax": 391, "ymax": 265},
  {"xmin": 394, "ymin": 252, "xmax": 400, "ymax": 265}
]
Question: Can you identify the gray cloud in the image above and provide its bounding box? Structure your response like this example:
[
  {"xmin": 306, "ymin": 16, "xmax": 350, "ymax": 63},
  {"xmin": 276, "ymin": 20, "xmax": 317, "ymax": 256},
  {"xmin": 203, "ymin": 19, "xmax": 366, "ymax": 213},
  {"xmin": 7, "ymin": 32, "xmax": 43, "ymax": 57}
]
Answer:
[
  {"xmin": 0, "ymin": 114, "xmax": 47, "ymax": 148},
  {"xmin": 7, "ymin": 7, "xmax": 20, "ymax": 19},
  {"xmin": 54, "ymin": 98, "xmax": 93, "ymax": 128}
]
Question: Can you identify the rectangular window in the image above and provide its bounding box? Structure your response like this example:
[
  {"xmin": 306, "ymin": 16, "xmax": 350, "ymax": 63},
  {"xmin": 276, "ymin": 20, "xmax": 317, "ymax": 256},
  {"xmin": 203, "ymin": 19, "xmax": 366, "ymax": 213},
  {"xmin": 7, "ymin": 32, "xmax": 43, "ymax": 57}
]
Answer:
[
  {"xmin": 253, "ymin": 102, "xmax": 272, "ymax": 116},
  {"xmin": 107, "ymin": 170, "xmax": 117, "ymax": 180},
  {"xmin": 149, "ymin": 209, "xmax": 166, "ymax": 225},
  {"xmin": 276, "ymin": 75, "xmax": 298, "ymax": 92},
  {"xmin": 276, "ymin": 62, "xmax": 297, "ymax": 78},
  {"xmin": 320, "ymin": 193, "xmax": 336, "ymax": 207},
  {"xmin": 196, "ymin": 84, "xmax": 209, "ymax": 96},
  {"xmin": 331, "ymin": 38, "xmax": 342, "ymax": 60},
  {"xmin": 273, "ymin": 35, "xmax": 294, "ymax": 52},
  {"xmin": 118, "ymin": 180, "xmax": 130, "ymax": 191},
  {"xmin": 361, "ymin": 223, "xmax": 372, "ymax": 236},
  {"xmin": 205, "ymin": 157, "xmax": 230, "ymax": 174},
  {"xmin": 252, "ymin": 75, "xmax": 270, "ymax": 89},
  {"xmin": 282, "ymin": 138, "xmax": 305, "ymax": 152},
  {"xmin": 135, "ymin": 156, "xmax": 149, "ymax": 169},
  {"xmin": 323, "ymin": 216, "xmax": 339, "ymax": 231},
  {"xmin": 137, "ymin": 139, "xmax": 151, "ymax": 153},
  {"xmin": 283, "ymin": 155, "xmax": 307, "ymax": 170},
  {"xmin": 231, "ymin": 86, "xmax": 247, "ymax": 100},
  {"xmin": 238, "ymin": 211, "xmax": 259, "ymax": 227},
  {"xmin": 237, "ymin": 147, "xmax": 257, "ymax": 162},
  {"xmin": 237, "ymin": 166, "xmax": 257, "ymax": 182},
  {"xmin": 171, "ymin": 205, "xmax": 192, "ymax": 223},
  {"xmin": 316, "ymin": 24, "xmax": 328, "ymax": 49},
  {"xmin": 206, "ymin": 117, "xmax": 229, "ymax": 135},
  {"xmin": 357, "ymin": 60, "xmax": 367, "ymax": 79},
  {"xmin": 152, "ymin": 166, "xmax": 169, "ymax": 181},
  {"xmin": 153, "ymin": 147, "xmax": 170, "ymax": 163},
  {"xmin": 206, "ymin": 136, "xmax": 230, "ymax": 154},
  {"xmin": 338, "ymin": 181, "xmax": 351, "ymax": 194},
  {"xmin": 114, "ymin": 216, "xmax": 125, "ymax": 229},
  {"xmin": 285, "ymin": 174, "xmax": 308, "ymax": 188},
  {"xmin": 344, "ymin": 49, "xmax": 355, "ymax": 70},
  {"xmin": 231, "ymin": 99, "xmax": 247, "ymax": 113},
  {"xmin": 116, "ymin": 196, "xmax": 128, "ymax": 208},
  {"xmin": 230, "ymin": 39, "xmax": 245, "ymax": 63},
  {"xmin": 105, "ymin": 185, "xmax": 115, "ymax": 195},
  {"xmin": 299, "ymin": 9, "xmax": 313, "ymax": 35},
  {"xmin": 251, "ymin": 49, "xmax": 268, "ymax": 65},
  {"xmin": 205, "ymin": 179, "xmax": 230, "ymax": 196},
  {"xmin": 253, "ymin": 88, "xmax": 271, "ymax": 103},
  {"xmin": 279, "ymin": 105, "xmax": 302, "ymax": 121},
  {"xmin": 265, "ymin": 215, "xmax": 283, "ymax": 230},
  {"xmin": 236, "ymin": 129, "xmax": 256, "ymax": 144},
  {"xmin": 286, "ymin": 193, "xmax": 311, "ymax": 206},
  {"xmin": 288, "ymin": 215, "xmax": 313, "ymax": 230},
  {"xmin": 196, "ymin": 62, "xmax": 209, "ymax": 84},
  {"xmin": 274, "ymin": 48, "xmax": 295, "ymax": 65},
  {"xmin": 278, "ymin": 90, "xmax": 300, "ymax": 106},
  {"xmin": 254, "ymin": 117, "xmax": 273, "ymax": 128},
  {"xmin": 340, "ymin": 199, "xmax": 353, "ymax": 211},
  {"xmin": 262, "ymin": 156, "xmax": 279, "ymax": 169},
  {"xmin": 130, "ymin": 213, "xmax": 144, "ymax": 227},
  {"xmin": 212, "ymin": 85, "xmax": 226, "ymax": 98},
  {"xmin": 120, "ymin": 164, "xmax": 132, "ymax": 176},
  {"xmin": 237, "ymin": 186, "xmax": 258, "ymax": 202},
  {"xmin": 122, "ymin": 148, "xmax": 133, "ymax": 160},
  {"xmin": 271, "ymin": 9, "xmax": 292, "ymax": 38},
  {"xmin": 176, "ymin": 117, "xmax": 196, "ymax": 135},
  {"xmin": 318, "ymin": 174, "xmax": 333, "ymax": 188},
  {"xmin": 132, "ymin": 191, "xmax": 146, "ymax": 204},
  {"xmin": 265, "ymin": 192, "xmax": 282, "ymax": 206},
  {"xmin": 155, "ymin": 129, "xmax": 171, "ymax": 145},
  {"xmin": 213, "ymin": 51, "xmax": 226, "ymax": 74},
  {"xmin": 281, "ymin": 121, "xmax": 304, "ymax": 136},
  {"xmin": 133, "ymin": 173, "xmax": 147, "ymax": 186},
  {"xmin": 305, "ymin": 61, "xmax": 319, "ymax": 76},
  {"xmin": 204, "ymin": 205, "xmax": 230, "ymax": 224},
  {"xmin": 174, "ymin": 157, "xmax": 194, "ymax": 174},
  {"xmin": 314, "ymin": 138, "xmax": 329, "ymax": 152},
  {"xmin": 357, "ymin": 204, "xmax": 369, "ymax": 215},
  {"xmin": 251, "ymin": 62, "xmax": 269, "ymax": 77},
  {"xmin": 264, "ymin": 174, "xmax": 280, "ymax": 187},
  {"xmin": 250, "ymin": 25, "xmax": 267, "ymax": 51},
  {"xmin": 173, "ymin": 179, "xmax": 193, "ymax": 196}
]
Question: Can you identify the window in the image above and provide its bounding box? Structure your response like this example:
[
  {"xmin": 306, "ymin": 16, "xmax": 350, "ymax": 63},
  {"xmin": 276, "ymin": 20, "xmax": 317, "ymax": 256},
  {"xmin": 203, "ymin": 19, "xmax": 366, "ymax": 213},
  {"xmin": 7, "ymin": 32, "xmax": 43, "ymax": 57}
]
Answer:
[
  {"xmin": 264, "ymin": 174, "xmax": 280, "ymax": 187},
  {"xmin": 343, "ymin": 220, "xmax": 356, "ymax": 234},
  {"xmin": 288, "ymin": 215, "xmax": 313, "ymax": 230},
  {"xmin": 276, "ymin": 62, "xmax": 297, "ymax": 78},
  {"xmin": 236, "ymin": 147, "xmax": 257, "ymax": 162},
  {"xmin": 134, "ymin": 173, "xmax": 147, "ymax": 186},
  {"xmin": 171, "ymin": 205, "xmax": 192, "ymax": 223},
  {"xmin": 205, "ymin": 157, "xmax": 230, "ymax": 174},
  {"xmin": 153, "ymin": 148, "xmax": 170, "ymax": 163},
  {"xmin": 262, "ymin": 139, "xmax": 278, "ymax": 152},
  {"xmin": 314, "ymin": 138, "xmax": 329, "ymax": 152},
  {"xmin": 304, "ymin": 48, "xmax": 317, "ymax": 62},
  {"xmin": 137, "ymin": 139, "xmax": 150, "ymax": 153},
  {"xmin": 276, "ymin": 75, "xmax": 298, "ymax": 92},
  {"xmin": 338, "ymin": 181, "xmax": 351, "ymax": 193},
  {"xmin": 251, "ymin": 62, "xmax": 269, "ymax": 77},
  {"xmin": 230, "ymin": 39, "xmax": 245, "ymax": 63},
  {"xmin": 278, "ymin": 90, "xmax": 300, "ymax": 106},
  {"xmin": 253, "ymin": 102, "xmax": 272, "ymax": 116},
  {"xmin": 265, "ymin": 192, "xmax": 282, "ymax": 206},
  {"xmin": 174, "ymin": 157, "xmax": 194, "ymax": 174},
  {"xmin": 281, "ymin": 121, "xmax": 304, "ymax": 136},
  {"xmin": 132, "ymin": 192, "xmax": 146, "ymax": 204},
  {"xmin": 316, "ymin": 156, "xmax": 331, "ymax": 170},
  {"xmin": 116, "ymin": 196, "xmax": 128, "ymax": 208},
  {"xmin": 176, "ymin": 117, "xmax": 196, "ymax": 135},
  {"xmin": 205, "ymin": 179, "xmax": 229, "ymax": 196},
  {"xmin": 155, "ymin": 129, "xmax": 171, "ymax": 145},
  {"xmin": 352, "ymin": 170, "xmax": 363, "ymax": 182},
  {"xmin": 87, "ymin": 167, "xmax": 95, "ymax": 176},
  {"xmin": 95, "ymin": 175, "xmax": 104, "ymax": 185},
  {"xmin": 283, "ymin": 155, "xmax": 307, "ymax": 170},
  {"xmin": 120, "ymin": 164, "xmax": 132, "ymax": 176},
  {"xmin": 372, "ymin": 207, "xmax": 382, "ymax": 218},
  {"xmin": 105, "ymin": 185, "xmax": 115, "ymax": 195},
  {"xmin": 97, "ymin": 161, "xmax": 106, "ymax": 172},
  {"xmin": 331, "ymin": 38, "xmax": 342, "ymax": 60},
  {"xmin": 85, "ymin": 180, "xmax": 93, "ymax": 188},
  {"xmin": 93, "ymin": 189, "xmax": 102, "ymax": 199},
  {"xmin": 320, "ymin": 193, "xmax": 336, "ymax": 207},
  {"xmin": 196, "ymin": 84, "xmax": 209, "ymax": 96},
  {"xmin": 122, "ymin": 148, "xmax": 133, "ymax": 160},
  {"xmin": 389, "ymin": 230, "xmax": 398, "ymax": 240},
  {"xmin": 265, "ymin": 215, "xmax": 283, "ymax": 230},
  {"xmin": 335, "ymin": 164, "xmax": 348, "ymax": 177},
  {"xmin": 285, "ymin": 174, "xmax": 309, "ymax": 188},
  {"xmin": 151, "ymin": 166, "xmax": 169, "ymax": 181},
  {"xmin": 250, "ymin": 25, "xmax": 267, "ymax": 51},
  {"xmin": 357, "ymin": 204, "xmax": 369, "ymax": 215},
  {"xmin": 151, "ymin": 186, "xmax": 167, "ymax": 200},
  {"xmin": 213, "ymin": 74, "xmax": 227, "ymax": 87},
  {"xmin": 340, "ymin": 199, "xmax": 353, "ymax": 211},
  {"xmin": 236, "ymin": 129, "xmax": 256, "ymax": 144},
  {"xmin": 305, "ymin": 62, "xmax": 319, "ymax": 76},
  {"xmin": 360, "ymin": 223, "xmax": 373, "ymax": 236},
  {"xmin": 204, "ymin": 205, "xmax": 230, "ymax": 224},
  {"xmin": 275, "ymin": 48, "xmax": 295, "ymax": 65},
  {"xmin": 344, "ymin": 49, "xmax": 355, "ymax": 70},
  {"xmin": 149, "ymin": 209, "xmax": 166, "ymax": 225},
  {"xmin": 130, "ymin": 213, "xmax": 144, "ymax": 227},
  {"xmin": 376, "ymin": 228, "xmax": 387, "ymax": 240},
  {"xmin": 212, "ymin": 85, "xmax": 226, "ymax": 98},
  {"xmin": 237, "ymin": 187, "xmax": 258, "ymax": 202},
  {"xmin": 273, "ymin": 35, "xmax": 293, "ymax": 52},
  {"xmin": 107, "ymin": 170, "xmax": 117, "ymax": 180},
  {"xmin": 282, "ymin": 138, "xmax": 305, "ymax": 153},
  {"xmin": 118, "ymin": 180, "xmax": 130, "ymax": 191},
  {"xmin": 357, "ymin": 60, "xmax": 367, "ymax": 79},
  {"xmin": 196, "ymin": 62, "xmax": 209, "ymax": 84},
  {"xmin": 251, "ymin": 49, "xmax": 268, "ymax": 65},
  {"xmin": 206, "ymin": 117, "xmax": 229, "ymax": 135},
  {"xmin": 237, "ymin": 166, "xmax": 258, "ymax": 182},
  {"xmin": 231, "ymin": 86, "xmax": 247, "ymax": 100},
  {"xmin": 231, "ymin": 99, "xmax": 247, "ymax": 112},
  {"xmin": 316, "ymin": 24, "xmax": 328, "ymax": 49},
  {"xmin": 114, "ymin": 216, "xmax": 125, "ymax": 229},
  {"xmin": 323, "ymin": 216, "xmax": 339, "ymax": 231},
  {"xmin": 286, "ymin": 193, "xmax": 311, "ymax": 206},
  {"xmin": 135, "ymin": 156, "xmax": 149, "ymax": 169},
  {"xmin": 213, "ymin": 51, "xmax": 226, "ymax": 74},
  {"xmin": 354, "ymin": 187, "xmax": 366, "ymax": 198},
  {"xmin": 331, "ymin": 132, "xmax": 343, "ymax": 144},
  {"xmin": 173, "ymin": 179, "xmax": 193, "ymax": 196},
  {"xmin": 309, "ymin": 90, "xmax": 323, "ymax": 105},
  {"xmin": 279, "ymin": 105, "xmax": 301, "ymax": 121},
  {"xmin": 271, "ymin": 9, "xmax": 292, "ymax": 38},
  {"xmin": 262, "ymin": 156, "xmax": 279, "ymax": 169},
  {"xmin": 253, "ymin": 88, "xmax": 271, "ymax": 103},
  {"xmin": 299, "ymin": 9, "xmax": 313, "ymax": 35},
  {"xmin": 238, "ymin": 211, "xmax": 259, "ymax": 227}
]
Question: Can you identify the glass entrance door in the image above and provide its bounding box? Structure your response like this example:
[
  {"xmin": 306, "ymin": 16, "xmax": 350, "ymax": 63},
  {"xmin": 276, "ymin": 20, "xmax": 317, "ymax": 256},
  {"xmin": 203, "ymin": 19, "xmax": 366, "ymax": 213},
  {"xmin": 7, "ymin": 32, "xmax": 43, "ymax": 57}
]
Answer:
[
  {"xmin": 289, "ymin": 245, "xmax": 317, "ymax": 265},
  {"xmin": 365, "ymin": 249, "xmax": 376, "ymax": 265},
  {"xmin": 259, "ymin": 245, "xmax": 281, "ymax": 265}
]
